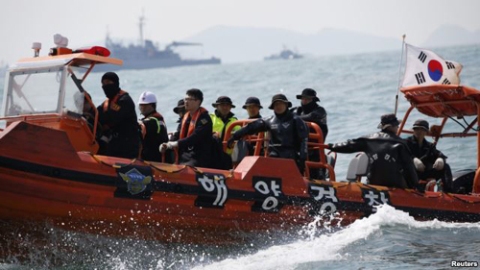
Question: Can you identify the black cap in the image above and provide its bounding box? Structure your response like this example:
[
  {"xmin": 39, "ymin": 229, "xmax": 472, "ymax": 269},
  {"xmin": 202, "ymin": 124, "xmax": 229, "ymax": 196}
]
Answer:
[
  {"xmin": 413, "ymin": 119, "xmax": 429, "ymax": 131},
  {"xmin": 101, "ymin": 72, "xmax": 120, "ymax": 88},
  {"xmin": 296, "ymin": 88, "xmax": 320, "ymax": 102},
  {"xmin": 378, "ymin": 113, "xmax": 400, "ymax": 129},
  {"xmin": 212, "ymin": 96, "xmax": 236, "ymax": 108},
  {"xmin": 268, "ymin": 94, "xmax": 292, "ymax": 109},
  {"xmin": 242, "ymin": 97, "xmax": 263, "ymax": 109},
  {"xmin": 173, "ymin": 99, "xmax": 185, "ymax": 114}
]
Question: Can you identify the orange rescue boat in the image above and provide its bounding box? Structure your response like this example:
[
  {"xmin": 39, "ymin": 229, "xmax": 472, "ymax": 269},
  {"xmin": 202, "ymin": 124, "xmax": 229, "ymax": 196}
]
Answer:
[{"xmin": 0, "ymin": 41, "xmax": 480, "ymax": 248}]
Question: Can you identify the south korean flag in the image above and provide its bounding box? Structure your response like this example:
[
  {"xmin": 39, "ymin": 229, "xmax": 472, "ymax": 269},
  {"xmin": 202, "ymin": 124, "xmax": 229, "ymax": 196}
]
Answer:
[{"xmin": 401, "ymin": 43, "xmax": 462, "ymax": 87}]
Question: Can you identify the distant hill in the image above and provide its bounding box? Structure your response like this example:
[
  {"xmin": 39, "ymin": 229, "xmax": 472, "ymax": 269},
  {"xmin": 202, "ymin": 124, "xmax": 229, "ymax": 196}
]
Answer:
[
  {"xmin": 184, "ymin": 26, "xmax": 402, "ymax": 63},
  {"xmin": 183, "ymin": 25, "xmax": 480, "ymax": 63},
  {"xmin": 423, "ymin": 24, "xmax": 480, "ymax": 48}
]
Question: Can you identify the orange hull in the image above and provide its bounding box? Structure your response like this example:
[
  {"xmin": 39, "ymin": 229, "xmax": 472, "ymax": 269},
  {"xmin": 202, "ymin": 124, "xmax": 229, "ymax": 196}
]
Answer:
[{"xmin": 1, "ymin": 120, "xmax": 480, "ymax": 246}]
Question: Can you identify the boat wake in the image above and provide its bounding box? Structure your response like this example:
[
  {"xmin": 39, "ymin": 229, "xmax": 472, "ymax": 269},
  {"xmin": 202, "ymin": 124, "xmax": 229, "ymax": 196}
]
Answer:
[
  {"xmin": 2, "ymin": 205, "xmax": 480, "ymax": 269},
  {"xmin": 193, "ymin": 205, "xmax": 480, "ymax": 270}
]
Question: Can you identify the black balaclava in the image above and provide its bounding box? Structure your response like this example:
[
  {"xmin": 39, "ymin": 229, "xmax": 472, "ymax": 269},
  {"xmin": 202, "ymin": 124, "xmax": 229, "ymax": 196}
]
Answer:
[{"xmin": 101, "ymin": 72, "xmax": 120, "ymax": 99}]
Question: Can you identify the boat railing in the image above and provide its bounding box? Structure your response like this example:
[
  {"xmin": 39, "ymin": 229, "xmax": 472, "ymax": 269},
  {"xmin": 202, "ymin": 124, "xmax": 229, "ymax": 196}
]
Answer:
[
  {"xmin": 223, "ymin": 119, "xmax": 336, "ymax": 181},
  {"xmin": 400, "ymin": 85, "xmax": 480, "ymax": 194},
  {"xmin": 223, "ymin": 119, "xmax": 266, "ymax": 159},
  {"xmin": 304, "ymin": 122, "xmax": 336, "ymax": 181}
]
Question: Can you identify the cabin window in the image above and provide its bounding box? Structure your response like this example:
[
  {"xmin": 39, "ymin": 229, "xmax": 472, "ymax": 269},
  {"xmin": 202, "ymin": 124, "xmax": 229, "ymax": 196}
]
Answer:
[{"xmin": 4, "ymin": 66, "xmax": 64, "ymax": 116}]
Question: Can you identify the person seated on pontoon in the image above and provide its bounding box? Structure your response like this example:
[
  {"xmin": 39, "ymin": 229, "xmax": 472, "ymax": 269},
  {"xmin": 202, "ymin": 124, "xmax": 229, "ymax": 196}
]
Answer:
[
  {"xmin": 326, "ymin": 114, "xmax": 419, "ymax": 189},
  {"xmin": 227, "ymin": 94, "xmax": 308, "ymax": 174},
  {"xmin": 406, "ymin": 119, "xmax": 453, "ymax": 192}
]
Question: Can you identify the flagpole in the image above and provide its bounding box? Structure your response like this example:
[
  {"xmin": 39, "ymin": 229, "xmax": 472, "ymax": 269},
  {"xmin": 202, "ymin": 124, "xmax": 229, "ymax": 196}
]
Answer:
[{"xmin": 394, "ymin": 34, "xmax": 406, "ymax": 116}]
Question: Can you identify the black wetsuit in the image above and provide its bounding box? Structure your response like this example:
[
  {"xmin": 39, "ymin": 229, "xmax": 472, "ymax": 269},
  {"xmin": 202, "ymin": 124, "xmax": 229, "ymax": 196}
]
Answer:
[
  {"xmin": 293, "ymin": 102, "xmax": 328, "ymax": 179},
  {"xmin": 329, "ymin": 130, "xmax": 418, "ymax": 189},
  {"xmin": 97, "ymin": 91, "xmax": 140, "ymax": 159},
  {"xmin": 170, "ymin": 117, "xmax": 182, "ymax": 142},
  {"xmin": 246, "ymin": 114, "xmax": 262, "ymax": 155},
  {"xmin": 232, "ymin": 110, "xmax": 308, "ymax": 173},
  {"xmin": 292, "ymin": 102, "xmax": 328, "ymax": 139},
  {"xmin": 406, "ymin": 136, "xmax": 452, "ymax": 191}
]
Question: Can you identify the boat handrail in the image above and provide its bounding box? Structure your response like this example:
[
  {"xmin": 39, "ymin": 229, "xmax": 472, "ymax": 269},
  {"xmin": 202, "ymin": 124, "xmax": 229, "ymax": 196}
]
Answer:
[
  {"xmin": 400, "ymin": 85, "xmax": 480, "ymax": 194},
  {"xmin": 223, "ymin": 119, "xmax": 336, "ymax": 181}
]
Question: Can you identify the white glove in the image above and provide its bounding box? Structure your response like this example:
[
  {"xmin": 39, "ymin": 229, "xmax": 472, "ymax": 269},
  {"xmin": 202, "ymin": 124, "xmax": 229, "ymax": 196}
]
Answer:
[
  {"xmin": 433, "ymin": 158, "xmax": 444, "ymax": 170},
  {"xmin": 413, "ymin": 157, "xmax": 425, "ymax": 172},
  {"xmin": 159, "ymin": 141, "xmax": 178, "ymax": 153},
  {"xmin": 100, "ymin": 135, "xmax": 111, "ymax": 143}
]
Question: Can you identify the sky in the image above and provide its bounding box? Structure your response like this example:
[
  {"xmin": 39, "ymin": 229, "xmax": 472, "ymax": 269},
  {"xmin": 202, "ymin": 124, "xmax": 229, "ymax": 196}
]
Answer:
[{"xmin": 0, "ymin": 0, "xmax": 479, "ymax": 65}]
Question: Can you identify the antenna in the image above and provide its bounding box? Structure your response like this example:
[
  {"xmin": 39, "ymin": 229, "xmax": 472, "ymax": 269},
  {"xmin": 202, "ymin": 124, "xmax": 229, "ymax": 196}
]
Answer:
[
  {"xmin": 139, "ymin": 10, "xmax": 145, "ymax": 47},
  {"xmin": 394, "ymin": 34, "xmax": 406, "ymax": 116}
]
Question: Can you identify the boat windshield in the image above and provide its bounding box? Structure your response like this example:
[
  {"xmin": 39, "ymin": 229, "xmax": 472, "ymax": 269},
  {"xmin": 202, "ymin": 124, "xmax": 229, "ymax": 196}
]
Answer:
[{"xmin": 1, "ymin": 65, "xmax": 84, "ymax": 117}]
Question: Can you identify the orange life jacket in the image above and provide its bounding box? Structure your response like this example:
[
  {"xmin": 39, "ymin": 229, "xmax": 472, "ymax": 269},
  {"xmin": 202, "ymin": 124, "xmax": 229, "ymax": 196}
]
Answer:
[
  {"xmin": 102, "ymin": 90, "xmax": 127, "ymax": 112},
  {"xmin": 180, "ymin": 107, "xmax": 208, "ymax": 139}
]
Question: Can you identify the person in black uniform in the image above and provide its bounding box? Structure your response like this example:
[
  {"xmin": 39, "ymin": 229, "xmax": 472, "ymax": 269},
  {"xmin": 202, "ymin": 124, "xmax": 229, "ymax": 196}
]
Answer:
[
  {"xmin": 97, "ymin": 72, "xmax": 140, "ymax": 159},
  {"xmin": 327, "ymin": 114, "xmax": 418, "ymax": 189},
  {"xmin": 292, "ymin": 88, "xmax": 328, "ymax": 139},
  {"xmin": 137, "ymin": 91, "xmax": 169, "ymax": 162},
  {"xmin": 170, "ymin": 99, "xmax": 186, "ymax": 142},
  {"xmin": 227, "ymin": 94, "xmax": 309, "ymax": 174},
  {"xmin": 243, "ymin": 96, "xmax": 263, "ymax": 119},
  {"xmin": 241, "ymin": 97, "xmax": 264, "ymax": 156},
  {"xmin": 406, "ymin": 119, "xmax": 452, "ymax": 192},
  {"xmin": 159, "ymin": 89, "xmax": 213, "ymax": 168},
  {"xmin": 292, "ymin": 88, "xmax": 328, "ymax": 179}
]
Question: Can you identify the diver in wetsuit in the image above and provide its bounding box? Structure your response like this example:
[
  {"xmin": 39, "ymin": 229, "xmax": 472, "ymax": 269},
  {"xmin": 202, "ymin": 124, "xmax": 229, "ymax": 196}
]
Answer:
[{"xmin": 327, "ymin": 113, "xmax": 419, "ymax": 189}]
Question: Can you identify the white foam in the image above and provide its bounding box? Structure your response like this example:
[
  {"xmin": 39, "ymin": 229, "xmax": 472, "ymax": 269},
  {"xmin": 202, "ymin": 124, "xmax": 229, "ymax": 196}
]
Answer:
[{"xmin": 193, "ymin": 205, "xmax": 480, "ymax": 270}]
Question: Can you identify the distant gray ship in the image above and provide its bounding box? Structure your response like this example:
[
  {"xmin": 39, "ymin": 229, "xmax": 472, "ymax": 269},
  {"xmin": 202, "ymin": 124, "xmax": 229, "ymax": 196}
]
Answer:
[
  {"xmin": 96, "ymin": 15, "xmax": 221, "ymax": 72},
  {"xmin": 264, "ymin": 47, "xmax": 303, "ymax": 61}
]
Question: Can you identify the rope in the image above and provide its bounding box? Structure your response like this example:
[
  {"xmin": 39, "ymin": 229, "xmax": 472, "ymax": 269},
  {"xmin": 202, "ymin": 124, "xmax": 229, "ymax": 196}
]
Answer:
[
  {"xmin": 88, "ymin": 152, "xmax": 137, "ymax": 169},
  {"xmin": 146, "ymin": 161, "xmax": 187, "ymax": 174}
]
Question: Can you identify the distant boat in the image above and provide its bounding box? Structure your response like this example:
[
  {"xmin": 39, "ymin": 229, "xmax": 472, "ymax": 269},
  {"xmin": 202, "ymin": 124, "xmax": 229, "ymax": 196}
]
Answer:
[
  {"xmin": 264, "ymin": 47, "xmax": 303, "ymax": 61},
  {"xmin": 95, "ymin": 14, "xmax": 221, "ymax": 72}
]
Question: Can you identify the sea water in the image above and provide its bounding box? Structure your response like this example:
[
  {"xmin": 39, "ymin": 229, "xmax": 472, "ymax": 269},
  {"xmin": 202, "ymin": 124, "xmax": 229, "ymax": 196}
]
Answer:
[{"xmin": 0, "ymin": 44, "xmax": 479, "ymax": 269}]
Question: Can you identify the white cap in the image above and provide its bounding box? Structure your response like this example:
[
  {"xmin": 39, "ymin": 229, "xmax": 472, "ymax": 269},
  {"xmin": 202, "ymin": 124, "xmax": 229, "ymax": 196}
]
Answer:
[{"xmin": 138, "ymin": 91, "xmax": 157, "ymax": 104}]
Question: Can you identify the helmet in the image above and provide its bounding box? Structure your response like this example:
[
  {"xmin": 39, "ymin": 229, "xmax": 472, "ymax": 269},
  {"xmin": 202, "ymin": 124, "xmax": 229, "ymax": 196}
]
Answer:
[{"xmin": 138, "ymin": 91, "xmax": 157, "ymax": 104}]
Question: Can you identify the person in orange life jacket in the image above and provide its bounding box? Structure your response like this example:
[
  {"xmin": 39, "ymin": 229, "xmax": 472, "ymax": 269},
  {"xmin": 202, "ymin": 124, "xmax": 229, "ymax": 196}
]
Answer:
[
  {"xmin": 159, "ymin": 88, "xmax": 213, "ymax": 167},
  {"xmin": 169, "ymin": 99, "xmax": 186, "ymax": 142},
  {"xmin": 292, "ymin": 88, "xmax": 328, "ymax": 179},
  {"xmin": 137, "ymin": 91, "xmax": 169, "ymax": 162},
  {"xmin": 326, "ymin": 114, "xmax": 419, "ymax": 189},
  {"xmin": 227, "ymin": 94, "xmax": 309, "ymax": 174},
  {"xmin": 210, "ymin": 96, "xmax": 240, "ymax": 143},
  {"xmin": 406, "ymin": 119, "xmax": 453, "ymax": 192},
  {"xmin": 97, "ymin": 72, "xmax": 140, "ymax": 159}
]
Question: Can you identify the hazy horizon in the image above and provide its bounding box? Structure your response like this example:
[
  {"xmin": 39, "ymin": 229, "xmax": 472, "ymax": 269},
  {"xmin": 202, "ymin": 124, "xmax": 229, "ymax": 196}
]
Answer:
[{"xmin": 1, "ymin": 0, "xmax": 479, "ymax": 65}]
